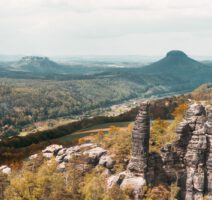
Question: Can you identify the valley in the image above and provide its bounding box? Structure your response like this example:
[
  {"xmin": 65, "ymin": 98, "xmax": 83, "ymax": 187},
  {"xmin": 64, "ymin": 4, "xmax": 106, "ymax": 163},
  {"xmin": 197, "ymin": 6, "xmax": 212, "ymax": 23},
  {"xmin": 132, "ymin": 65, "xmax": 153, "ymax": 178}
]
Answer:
[
  {"xmin": 0, "ymin": 51, "xmax": 211, "ymax": 200},
  {"xmin": 0, "ymin": 50, "xmax": 211, "ymax": 140},
  {"xmin": 1, "ymin": 1, "xmax": 212, "ymax": 199}
]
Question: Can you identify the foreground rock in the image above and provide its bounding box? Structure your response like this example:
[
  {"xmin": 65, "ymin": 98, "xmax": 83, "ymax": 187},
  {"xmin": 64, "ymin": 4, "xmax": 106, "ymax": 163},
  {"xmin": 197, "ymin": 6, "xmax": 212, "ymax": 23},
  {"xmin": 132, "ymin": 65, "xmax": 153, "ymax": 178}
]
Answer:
[
  {"xmin": 83, "ymin": 147, "xmax": 107, "ymax": 164},
  {"xmin": 99, "ymin": 154, "xmax": 116, "ymax": 169},
  {"xmin": 161, "ymin": 103, "xmax": 212, "ymax": 199},
  {"xmin": 39, "ymin": 143, "xmax": 115, "ymax": 171},
  {"xmin": 128, "ymin": 102, "xmax": 150, "ymax": 176},
  {"xmin": 42, "ymin": 144, "xmax": 63, "ymax": 158},
  {"xmin": 108, "ymin": 102, "xmax": 149, "ymax": 199},
  {"xmin": 0, "ymin": 165, "xmax": 11, "ymax": 175},
  {"xmin": 107, "ymin": 102, "xmax": 212, "ymax": 200},
  {"xmin": 30, "ymin": 102, "xmax": 212, "ymax": 200}
]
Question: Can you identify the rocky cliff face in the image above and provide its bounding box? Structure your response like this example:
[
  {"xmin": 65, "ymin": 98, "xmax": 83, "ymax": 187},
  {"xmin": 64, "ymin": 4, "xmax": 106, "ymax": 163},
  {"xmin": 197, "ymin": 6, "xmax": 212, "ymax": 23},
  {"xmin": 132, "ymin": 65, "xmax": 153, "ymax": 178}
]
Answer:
[
  {"xmin": 108, "ymin": 102, "xmax": 212, "ymax": 200},
  {"xmin": 161, "ymin": 103, "xmax": 212, "ymax": 200},
  {"xmin": 183, "ymin": 104, "xmax": 207, "ymax": 199}
]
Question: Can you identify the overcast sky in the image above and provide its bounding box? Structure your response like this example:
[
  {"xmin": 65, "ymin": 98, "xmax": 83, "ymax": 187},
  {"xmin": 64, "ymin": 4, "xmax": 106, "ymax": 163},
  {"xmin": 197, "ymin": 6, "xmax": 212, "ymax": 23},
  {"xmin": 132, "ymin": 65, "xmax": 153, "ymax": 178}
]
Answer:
[{"xmin": 0, "ymin": 0, "xmax": 212, "ymax": 57}]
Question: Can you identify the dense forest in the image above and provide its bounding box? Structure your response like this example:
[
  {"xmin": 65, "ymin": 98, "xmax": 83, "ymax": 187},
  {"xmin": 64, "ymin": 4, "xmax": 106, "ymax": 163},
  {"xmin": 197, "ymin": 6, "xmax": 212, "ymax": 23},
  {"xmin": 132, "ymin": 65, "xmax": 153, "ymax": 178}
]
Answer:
[
  {"xmin": 0, "ymin": 78, "xmax": 140, "ymax": 138},
  {"xmin": 1, "ymin": 76, "xmax": 186, "ymax": 139}
]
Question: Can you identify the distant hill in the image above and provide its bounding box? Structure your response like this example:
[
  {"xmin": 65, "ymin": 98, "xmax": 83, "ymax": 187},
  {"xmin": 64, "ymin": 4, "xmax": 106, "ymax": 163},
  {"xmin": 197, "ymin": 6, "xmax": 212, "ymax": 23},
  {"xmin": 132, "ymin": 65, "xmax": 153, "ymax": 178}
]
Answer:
[
  {"xmin": 6, "ymin": 56, "xmax": 109, "ymax": 75},
  {"xmin": 102, "ymin": 50, "xmax": 212, "ymax": 96},
  {"xmin": 8, "ymin": 56, "xmax": 71, "ymax": 74},
  {"xmin": 202, "ymin": 60, "xmax": 212, "ymax": 67},
  {"xmin": 141, "ymin": 50, "xmax": 209, "ymax": 74},
  {"xmin": 136, "ymin": 50, "xmax": 212, "ymax": 89}
]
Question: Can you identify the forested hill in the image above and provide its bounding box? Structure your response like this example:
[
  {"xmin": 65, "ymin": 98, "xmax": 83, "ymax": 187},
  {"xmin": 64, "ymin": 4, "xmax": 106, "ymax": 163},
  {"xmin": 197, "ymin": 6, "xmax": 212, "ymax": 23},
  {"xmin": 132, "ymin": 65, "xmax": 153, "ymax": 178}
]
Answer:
[
  {"xmin": 118, "ymin": 50, "xmax": 212, "ymax": 88},
  {"xmin": 140, "ymin": 50, "xmax": 208, "ymax": 74}
]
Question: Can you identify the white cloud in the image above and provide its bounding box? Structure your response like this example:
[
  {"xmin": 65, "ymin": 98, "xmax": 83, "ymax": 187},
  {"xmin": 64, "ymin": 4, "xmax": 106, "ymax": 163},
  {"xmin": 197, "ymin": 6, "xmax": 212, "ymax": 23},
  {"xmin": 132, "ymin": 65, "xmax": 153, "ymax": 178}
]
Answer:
[{"xmin": 0, "ymin": 0, "xmax": 212, "ymax": 56}]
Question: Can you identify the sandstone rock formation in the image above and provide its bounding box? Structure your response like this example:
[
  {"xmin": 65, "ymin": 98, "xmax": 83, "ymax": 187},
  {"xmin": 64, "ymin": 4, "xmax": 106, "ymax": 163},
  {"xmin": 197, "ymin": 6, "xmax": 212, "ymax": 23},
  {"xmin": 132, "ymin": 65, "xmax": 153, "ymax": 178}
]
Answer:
[
  {"xmin": 160, "ymin": 103, "xmax": 212, "ymax": 200},
  {"xmin": 128, "ymin": 102, "xmax": 150, "ymax": 176},
  {"xmin": 31, "ymin": 102, "xmax": 212, "ymax": 200},
  {"xmin": 37, "ymin": 143, "xmax": 115, "ymax": 172},
  {"xmin": 108, "ymin": 102, "xmax": 150, "ymax": 199},
  {"xmin": 108, "ymin": 102, "xmax": 212, "ymax": 200},
  {"xmin": 0, "ymin": 165, "xmax": 11, "ymax": 175}
]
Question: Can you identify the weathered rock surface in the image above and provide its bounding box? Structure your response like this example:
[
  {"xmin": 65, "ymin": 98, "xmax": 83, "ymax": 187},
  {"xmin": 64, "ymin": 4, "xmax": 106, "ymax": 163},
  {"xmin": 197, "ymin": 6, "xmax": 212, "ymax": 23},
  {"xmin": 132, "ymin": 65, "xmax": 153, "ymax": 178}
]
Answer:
[
  {"xmin": 29, "ymin": 154, "xmax": 38, "ymax": 160},
  {"xmin": 30, "ymin": 102, "xmax": 212, "ymax": 200},
  {"xmin": 0, "ymin": 165, "xmax": 11, "ymax": 175},
  {"xmin": 161, "ymin": 103, "xmax": 212, "ymax": 200},
  {"xmin": 128, "ymin": 102, "xmax": 150, "ymax": 176},
  {"xmin": 107, "ymin": 171, "xmax": 146, "ymax": 199},
  {"xmin": 38, "ymin": 143, "xmax": 113, "ymax": 171},
  {"xmin": 108, "ymin": 102, "xmax": 149, "ymax": 199},
  {"xmin": 42, "ymin": 144, "xmax": 63, "ymax": 158},
  {"xmin": 108, "ymin": 102, "xmax": 212, "ymax": 200},
  {"xmin": 99, "ymin": 155, "xmax": 115, "ymax": 169},
  {"xmin": 83, "ymin": 147, "xmax": 107, "ymax": 164}
]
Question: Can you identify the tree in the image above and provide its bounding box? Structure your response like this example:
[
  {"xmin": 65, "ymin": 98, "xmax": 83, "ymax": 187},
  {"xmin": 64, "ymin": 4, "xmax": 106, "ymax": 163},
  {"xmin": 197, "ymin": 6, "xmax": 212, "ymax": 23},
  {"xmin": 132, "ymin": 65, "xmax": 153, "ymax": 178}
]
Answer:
[
  {"xmin": 103, "ymin": 185, "xmax": 130, "ymax": 200},
  {"xmin": 150, "ymin": 119, "xmax": 170, "ymax": 152},
  {"xmin": 80, "ymin": 170, "xmax": 105, "ymax": 200},
  {"xmin": 4, "ymin": 160, "xmax": 72, "ymax": 200}
]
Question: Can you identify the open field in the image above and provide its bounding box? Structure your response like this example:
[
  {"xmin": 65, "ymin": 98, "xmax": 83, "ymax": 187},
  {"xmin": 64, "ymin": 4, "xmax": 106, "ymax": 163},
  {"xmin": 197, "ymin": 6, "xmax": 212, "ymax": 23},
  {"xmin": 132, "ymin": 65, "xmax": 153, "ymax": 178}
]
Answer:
[{"xmin": 55, "ymin": 121, "xmax": 133, "ymax": 143}]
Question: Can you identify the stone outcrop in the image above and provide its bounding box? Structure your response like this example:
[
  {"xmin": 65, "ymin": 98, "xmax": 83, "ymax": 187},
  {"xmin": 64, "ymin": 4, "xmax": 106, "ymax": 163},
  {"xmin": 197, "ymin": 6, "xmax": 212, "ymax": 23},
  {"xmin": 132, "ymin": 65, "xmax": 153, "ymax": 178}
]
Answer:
[
  {"xmin": 107, "ymin": 102, "xmax": 150, "ymax": 199},
  {"xmin": 160, "ymin": 103, "xmax": 212, "ymax": 200},
  {"xmin": 183, "ymin": 104, "xmax": 207, "ymax": 200},
  {"xmin": 35, "ymin": 143, "xmax": 115, "ymax": 172},
  {"xmin": 0, "ymin": 165, "xmax": 11, "ymax": 175},
  {"xmin": 42, "ymin": 144, "xmax": 63, "ymax": 158},
  {"xmin": 128, "ymin": 102, "xmax": 150, "ymax": 176},
  {"xmin": 108, "ymin": 102, "xmax": 212, "ymax": 200},
  {"xmin": 30, "ymin": 102, "xmax": 212, "ymax": 200},
  {"xmin": 99, "ymin": 155, "xmax": 116, "ymax": 169}
]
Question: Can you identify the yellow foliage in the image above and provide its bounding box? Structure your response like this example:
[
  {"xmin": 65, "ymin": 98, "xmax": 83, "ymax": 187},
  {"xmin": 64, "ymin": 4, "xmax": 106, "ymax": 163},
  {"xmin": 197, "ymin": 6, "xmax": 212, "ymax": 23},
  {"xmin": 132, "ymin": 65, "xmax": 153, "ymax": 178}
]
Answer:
[
  {"xmin": 150, "ymin": 119, "xmax": 170, "ymax": 153},
  {"xmin": 143, "ymin": 184, "xmax": 170, "ymax": 200},
  {"xmin": 4, "ymin": 159, "xmax": 79, "ymax": 200},
  {"xmin": 171, "ymin": 103, "xmax": 188, "ymax": 121},
  {"xmin": 80, "ymin": 168, "xmax": 105, "ymax": 200},
  {"xmin": 97, "ymin": 130, "xmax": 105, "ymax": 143},
  {"xmin": 150, "ymin": 103, "xmax": 188, "ymax": 153},
  {"xmin": 78, "ymin": 137, "xmax": 86, "ymax": 144},
  {"xmin": 103, "ymin": 185, "xmax": 130, "ymax": 200}
]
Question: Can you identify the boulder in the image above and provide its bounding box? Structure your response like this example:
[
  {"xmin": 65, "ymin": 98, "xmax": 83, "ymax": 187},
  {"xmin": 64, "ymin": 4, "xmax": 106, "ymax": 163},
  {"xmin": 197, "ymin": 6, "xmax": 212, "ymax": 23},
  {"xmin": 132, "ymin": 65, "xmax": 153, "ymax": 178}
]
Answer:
[
  {"xmin": 0, "ymin": 165, "xmax": 11, "ymax": 174},
  {"xmin": 42, "ymin": 144, "xmax": 63, "ymax": 156},
  {"xmin": 57, "ymin": 162, "xmax": 66, "ymax": 172},
  {"xmin": 55, "ymin": 154, "xmax": 66, "ymax": 163},
  {"xmin": 99, "ymin": 155, "xmax": 115, "ymax": 169},
  {"xmin": 57, "ymin": 148, "xmax": 67, "ymax": 156},
  {"xmin": 66, "ymin": 146, "xmax": 80, "ymax": 154},
  {"xmin": 79, "ymin": 143, "xmax": 97, "ymax": 149},
  {"xmin": 43, "ymin": 152, "xmax": 54, "ymax": 158},
  {"xmin": 83, "ymin": 147, "xmax": 107, "ymax": 164},
  {"xmin": 107, "ymin": 172, "xmax": 126, "ymax": 188},
  {"xmin": 29, "ymin": 154, "xmax": 38, "ymax": 160},
  {"xmin": 120, "ymin": 175, "xmax": 146, "ymax": 197}
]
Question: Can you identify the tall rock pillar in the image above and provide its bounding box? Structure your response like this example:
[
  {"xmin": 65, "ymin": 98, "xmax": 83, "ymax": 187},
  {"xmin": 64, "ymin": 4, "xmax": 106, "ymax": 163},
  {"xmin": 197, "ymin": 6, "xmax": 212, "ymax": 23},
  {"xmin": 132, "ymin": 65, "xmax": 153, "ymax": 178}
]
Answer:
[
  {"xmin": 128, "ymin": 102, "xmax": 150, "ymax": 176},
  {"xmin": 205, "ymin": 107, "xmax": 212, "ymax": 199},
  {"xmin": 183, "ymin": 104, "xmax": 207, "ymax": 200}
]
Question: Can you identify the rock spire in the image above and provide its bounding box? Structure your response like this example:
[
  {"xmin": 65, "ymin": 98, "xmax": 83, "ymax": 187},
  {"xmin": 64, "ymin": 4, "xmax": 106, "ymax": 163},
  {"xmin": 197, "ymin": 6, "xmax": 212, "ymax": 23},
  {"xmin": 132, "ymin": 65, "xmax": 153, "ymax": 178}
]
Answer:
[{"xmin": 128, "ymin": 101, "xmax": 150, "ymax": 176}]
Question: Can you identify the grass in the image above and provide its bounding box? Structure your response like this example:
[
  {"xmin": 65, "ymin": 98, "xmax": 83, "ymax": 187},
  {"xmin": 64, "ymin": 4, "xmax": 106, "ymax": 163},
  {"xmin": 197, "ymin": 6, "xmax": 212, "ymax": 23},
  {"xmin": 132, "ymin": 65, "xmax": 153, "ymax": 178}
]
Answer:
[
  {"xmin": 79, "ymin": 121, "xmax": 133, "ymax": 131},
  {"xmin": 54, "ymin": 121, "xmax": 133, "ymax": 143}
]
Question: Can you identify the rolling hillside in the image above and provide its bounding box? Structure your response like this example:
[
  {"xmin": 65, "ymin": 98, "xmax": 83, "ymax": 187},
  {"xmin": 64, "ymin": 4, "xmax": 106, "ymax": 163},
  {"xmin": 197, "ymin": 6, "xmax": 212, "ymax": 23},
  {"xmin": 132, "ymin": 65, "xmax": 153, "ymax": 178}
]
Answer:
[{"xmin": 0, "ymin": 50, "xmax": 211, "ymax": 139}]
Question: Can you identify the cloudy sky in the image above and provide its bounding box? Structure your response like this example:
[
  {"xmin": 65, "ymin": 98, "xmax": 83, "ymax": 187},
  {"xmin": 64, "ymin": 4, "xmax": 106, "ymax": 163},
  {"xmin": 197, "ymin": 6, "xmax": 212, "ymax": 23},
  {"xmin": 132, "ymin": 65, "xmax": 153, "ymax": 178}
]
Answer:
[{"xmin": 0, "ymin": 0, "xmax": 212, "ymax": 56}]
